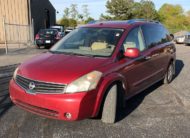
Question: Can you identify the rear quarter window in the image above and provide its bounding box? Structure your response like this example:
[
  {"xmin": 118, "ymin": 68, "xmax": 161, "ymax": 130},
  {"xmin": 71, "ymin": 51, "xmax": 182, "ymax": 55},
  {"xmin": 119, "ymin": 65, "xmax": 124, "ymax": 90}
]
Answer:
[{"xmin": 141, "ymin": 24, "xmax": 170, "ymax": 48}]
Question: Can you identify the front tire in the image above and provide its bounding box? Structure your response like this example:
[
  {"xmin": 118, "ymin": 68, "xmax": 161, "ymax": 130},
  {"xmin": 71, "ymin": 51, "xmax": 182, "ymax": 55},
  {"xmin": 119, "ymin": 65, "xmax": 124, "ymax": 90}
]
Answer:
[
  {"xmin": 101, "ymin": 85, "xmax": 117, "ymax": 123},
  {"xmin": 163, "ymin": 63, "xmax": 175, "ymax": 84}
]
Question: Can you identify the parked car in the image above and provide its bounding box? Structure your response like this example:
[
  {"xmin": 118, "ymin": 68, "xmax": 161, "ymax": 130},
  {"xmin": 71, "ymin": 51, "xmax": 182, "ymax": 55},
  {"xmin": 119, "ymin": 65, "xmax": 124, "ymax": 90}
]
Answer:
[
  {"xmin": 65, "ymin": 27, "xmax": 74, "ymax": 35},
  {"xmin": 50, "ymin": 25, "xmax": 65, "ymax": 38},
  {"xmin": 10, "ymin": 19, "xmax": 176, "ymax": 123},
  {"xmin": 50, "ymin": 25, "xmax": 64, "ymax": 32},
  {"xmin": 35, "ymin": 29, "xmax": 62, "ymax": 48},
  {"xmin": 184, "ymin": 33, "xmax": 190, "ymax": 45},
  {"xmin": 175, "ymin": 35, "xmax": 185, "ymax": 44}
]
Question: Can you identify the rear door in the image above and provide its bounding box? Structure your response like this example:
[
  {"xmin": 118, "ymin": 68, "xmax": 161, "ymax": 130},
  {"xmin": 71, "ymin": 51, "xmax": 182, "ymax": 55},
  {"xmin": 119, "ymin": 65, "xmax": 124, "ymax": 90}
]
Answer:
[{"xmin": 141, "ymin": 24, "xmax": 172, "ymax": 80}]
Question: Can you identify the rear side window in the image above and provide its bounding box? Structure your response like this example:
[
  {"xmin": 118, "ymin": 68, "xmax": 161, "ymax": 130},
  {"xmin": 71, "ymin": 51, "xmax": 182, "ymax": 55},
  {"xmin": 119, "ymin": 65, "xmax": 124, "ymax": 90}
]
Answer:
[{"xmin": 141, "ymin": 24, "xmax": 170, "ymax": 48}]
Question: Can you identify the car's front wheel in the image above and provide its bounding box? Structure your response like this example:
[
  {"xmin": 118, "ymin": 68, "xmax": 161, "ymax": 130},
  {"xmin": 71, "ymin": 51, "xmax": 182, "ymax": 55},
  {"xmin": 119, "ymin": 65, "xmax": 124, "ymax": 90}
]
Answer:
[
  {"xmin": 163, "ymin": 62, "xmax": 175, "ymax": 84},
  {"xmin": 101, "ymin": 85, "xmax": 117, "ymax": 123}
]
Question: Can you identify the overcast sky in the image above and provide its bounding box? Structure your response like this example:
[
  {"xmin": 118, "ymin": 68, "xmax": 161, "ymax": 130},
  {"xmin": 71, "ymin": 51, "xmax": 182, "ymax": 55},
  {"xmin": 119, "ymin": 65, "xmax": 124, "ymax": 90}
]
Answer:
[{"xmin": 49, "ymin": 0, "xmax": 190, "ymax": 20}]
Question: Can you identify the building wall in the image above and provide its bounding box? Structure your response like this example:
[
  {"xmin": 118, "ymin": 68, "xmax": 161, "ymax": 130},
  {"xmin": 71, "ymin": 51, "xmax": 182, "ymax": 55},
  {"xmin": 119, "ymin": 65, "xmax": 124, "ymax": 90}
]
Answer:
[
  {"xmin": 0, "ymin": 0, "xmax": 56, "ymax": 45},
  {"xmin": 30, "ymin": 0, "xmax": 56, "ymax": 36},
  {"xmin": 0, "ymin": 0, "xmax": 29, "ymax": 44}
]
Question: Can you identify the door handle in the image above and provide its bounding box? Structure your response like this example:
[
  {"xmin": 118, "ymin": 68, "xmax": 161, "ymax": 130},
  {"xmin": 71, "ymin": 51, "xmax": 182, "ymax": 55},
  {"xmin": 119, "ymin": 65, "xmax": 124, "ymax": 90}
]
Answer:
[
  {"xmin": 152, "ymin": 53, "xmax": 160, "ymax": 57},
  {"xmin": 144, "ymin": 56, "xmax": 152, "ymax": 60}
]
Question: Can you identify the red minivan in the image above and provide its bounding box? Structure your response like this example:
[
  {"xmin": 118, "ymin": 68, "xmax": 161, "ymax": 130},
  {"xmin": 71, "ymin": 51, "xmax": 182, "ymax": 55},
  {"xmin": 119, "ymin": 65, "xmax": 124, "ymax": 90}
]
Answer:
[{"xmin": 9, "ymin": 19, "xmax": 176, "ymax": 123}]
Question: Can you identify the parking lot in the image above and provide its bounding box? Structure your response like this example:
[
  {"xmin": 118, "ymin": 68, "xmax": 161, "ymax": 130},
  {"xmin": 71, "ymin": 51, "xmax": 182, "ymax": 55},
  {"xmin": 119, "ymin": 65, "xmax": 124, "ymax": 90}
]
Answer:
[{"xmin": 0, "ymin": 44, "xmax": 190, "ymax": 138}]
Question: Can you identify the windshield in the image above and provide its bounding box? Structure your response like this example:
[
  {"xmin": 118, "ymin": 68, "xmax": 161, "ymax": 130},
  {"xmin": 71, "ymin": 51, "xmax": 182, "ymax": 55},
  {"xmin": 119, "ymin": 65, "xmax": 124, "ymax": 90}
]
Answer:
[
  {"xmin": 50, "ymin": 27, "xmax": 124, "ymax": 57},
  {"xmin": 39, "ymin": 29, "xmax": 57, "ymax": 35}
]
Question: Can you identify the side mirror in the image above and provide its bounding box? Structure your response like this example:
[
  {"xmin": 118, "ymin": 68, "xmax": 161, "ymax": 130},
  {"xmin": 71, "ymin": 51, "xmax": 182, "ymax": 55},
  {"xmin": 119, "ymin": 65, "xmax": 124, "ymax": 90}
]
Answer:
[
  {"xmin": 124, "ymin": 48, "xmax": 140, "ymax": 58},
  {"xmin": 170, "ymin": 34, "xmax": 174, "ymax": 41}
]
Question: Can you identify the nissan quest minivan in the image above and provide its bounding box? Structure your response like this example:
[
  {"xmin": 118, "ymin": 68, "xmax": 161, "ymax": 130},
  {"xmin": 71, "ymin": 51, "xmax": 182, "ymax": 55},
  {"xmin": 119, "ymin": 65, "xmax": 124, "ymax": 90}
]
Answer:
[{"xmin": 9, "ymin": 19, "xmax": 176, "ymax": 123}]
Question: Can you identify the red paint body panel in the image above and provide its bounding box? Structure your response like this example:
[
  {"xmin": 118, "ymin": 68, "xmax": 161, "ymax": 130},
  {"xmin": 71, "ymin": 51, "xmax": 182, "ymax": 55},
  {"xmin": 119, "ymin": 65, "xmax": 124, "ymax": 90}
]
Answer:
[
  {"xmin": 19, "ymin": 53, "xmax": 112, "ymax": 84},
  {"xmin": 10, "ymin": 80, "xmax": 98, "ymax": 120}
]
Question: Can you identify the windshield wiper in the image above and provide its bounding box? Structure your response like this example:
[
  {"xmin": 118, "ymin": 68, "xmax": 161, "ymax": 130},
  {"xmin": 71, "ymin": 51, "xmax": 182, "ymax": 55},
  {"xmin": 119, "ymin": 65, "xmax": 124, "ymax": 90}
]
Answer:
[
  {"xmin": 49, "ymin": 51, "xmax": 93, "ymax": 57},
  {"xmin": 71, "ymin": 53, "xmax": 95, "ymax": 57},
  {"xmin": 49, "ymin": 50, "xmax": 63, "ymax": 54},
  {"xmin": 49, "ymin": 51, "xmax": 107, "ymax": 58}
]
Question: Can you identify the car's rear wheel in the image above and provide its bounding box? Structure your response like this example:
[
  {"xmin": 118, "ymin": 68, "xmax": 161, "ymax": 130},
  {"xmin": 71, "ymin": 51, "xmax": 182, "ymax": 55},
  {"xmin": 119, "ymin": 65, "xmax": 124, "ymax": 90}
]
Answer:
[
  {"xmin": 101, "ymin": 85, "xmax": 117, "ymax": 123},
  {"xmin": 163, "ymin": 62, "xmax": 175, "ymax": 84},
  {"xmin": 36, "ymin": 45, "xmax": 40, "ymax": 49}
]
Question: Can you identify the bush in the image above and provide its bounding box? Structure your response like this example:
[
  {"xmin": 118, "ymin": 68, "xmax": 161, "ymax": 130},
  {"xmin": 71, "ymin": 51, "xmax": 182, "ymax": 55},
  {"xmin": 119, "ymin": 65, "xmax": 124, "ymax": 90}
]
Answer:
[
  {"xmin": 60, "ymin": 18, "xmax": 69, "ymax": 27},
  {"xmin": 59, "ymin": 18, "xmax": 77, "ymax": 28}
]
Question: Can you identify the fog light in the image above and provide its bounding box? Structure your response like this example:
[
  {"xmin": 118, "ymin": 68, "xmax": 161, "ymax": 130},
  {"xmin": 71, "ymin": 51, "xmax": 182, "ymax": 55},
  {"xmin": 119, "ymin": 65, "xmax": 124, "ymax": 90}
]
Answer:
[{"xmin": 64, "ymin": 112, "xmax": 72, "ymax": 119}]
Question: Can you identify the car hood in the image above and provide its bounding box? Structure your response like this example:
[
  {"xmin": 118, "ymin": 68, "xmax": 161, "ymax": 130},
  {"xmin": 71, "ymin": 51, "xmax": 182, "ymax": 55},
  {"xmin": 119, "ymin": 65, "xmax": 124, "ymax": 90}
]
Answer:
[{"xmin": 18, "ymin": 52, "xmax": 112, "ymax": 84}]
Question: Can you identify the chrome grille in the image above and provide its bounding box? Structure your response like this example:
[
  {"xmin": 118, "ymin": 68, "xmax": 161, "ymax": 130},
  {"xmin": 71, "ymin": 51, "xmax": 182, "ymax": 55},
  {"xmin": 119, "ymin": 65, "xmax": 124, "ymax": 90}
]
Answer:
[{"xmin": 15, "ymin": 75, "xmax": 66, "ymax": 94}]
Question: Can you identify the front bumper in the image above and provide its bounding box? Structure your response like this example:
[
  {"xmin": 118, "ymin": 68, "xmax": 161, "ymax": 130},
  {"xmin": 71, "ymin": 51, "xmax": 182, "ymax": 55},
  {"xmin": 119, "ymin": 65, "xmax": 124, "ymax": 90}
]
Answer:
[{"xmin": 9, "ymin": 80, "xmax": 98, "ymax": 121}]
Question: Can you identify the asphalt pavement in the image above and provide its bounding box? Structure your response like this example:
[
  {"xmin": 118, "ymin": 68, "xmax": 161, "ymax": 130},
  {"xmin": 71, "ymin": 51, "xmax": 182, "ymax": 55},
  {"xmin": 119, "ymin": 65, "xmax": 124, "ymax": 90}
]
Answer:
[{"xmin": 0, "ymin": 44, "xmax": 190, "ymax": 138}]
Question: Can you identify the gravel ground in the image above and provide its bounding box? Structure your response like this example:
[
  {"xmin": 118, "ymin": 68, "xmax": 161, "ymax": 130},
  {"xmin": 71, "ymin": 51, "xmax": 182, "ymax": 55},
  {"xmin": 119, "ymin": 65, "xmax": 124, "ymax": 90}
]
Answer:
[{"xmin": 0, "ymin": 44, "xmax": 190, "ymax": 138}]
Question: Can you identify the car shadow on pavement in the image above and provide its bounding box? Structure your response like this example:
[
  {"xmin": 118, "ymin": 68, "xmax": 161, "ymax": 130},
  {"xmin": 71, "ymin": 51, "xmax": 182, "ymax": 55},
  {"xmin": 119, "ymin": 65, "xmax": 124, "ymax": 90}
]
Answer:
[
  {"xmin": 0, "ymin": 64, "xmax": 18, "ymax": 118},
  {"xmin": 116, "ymin": 59, "xmax": 184, "ymax": 122},
  {"xmin": 0, "ymin": 92, "xmax": 13, "ymax": 118},
  {"xmin": 175, "ymin": 59, "xmax": 184, "ymax": 79}
]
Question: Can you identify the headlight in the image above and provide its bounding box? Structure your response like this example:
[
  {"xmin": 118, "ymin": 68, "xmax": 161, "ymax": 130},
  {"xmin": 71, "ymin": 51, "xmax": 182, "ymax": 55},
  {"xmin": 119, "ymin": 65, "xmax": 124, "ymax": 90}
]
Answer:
[
  {"xmin": 13, "ymin": 67, "xmax": 19, "ymax": 80},
  {"xmin": 65, "ymin": 71, "xmax": 102, "ymax": 93}
]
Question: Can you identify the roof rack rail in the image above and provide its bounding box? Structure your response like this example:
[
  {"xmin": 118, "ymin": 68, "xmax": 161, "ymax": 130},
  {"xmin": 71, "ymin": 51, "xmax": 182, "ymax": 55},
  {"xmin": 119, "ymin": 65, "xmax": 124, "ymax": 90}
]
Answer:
[
  {"xmin": 127, "ymin": 19, "xmax": 160, "ymax": 24},
  {"xmin": 87, "ymin": 19, "xmax": 161, "ymax": 25}
]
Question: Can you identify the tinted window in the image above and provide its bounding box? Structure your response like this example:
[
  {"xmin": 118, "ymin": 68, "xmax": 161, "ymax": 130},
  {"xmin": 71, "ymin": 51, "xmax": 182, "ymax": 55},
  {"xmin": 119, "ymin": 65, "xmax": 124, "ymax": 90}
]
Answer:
[
  {"xmin": 122, "ymin": 27, "xmax": 146, "ymax": 52},
  {"xmin": 141, "ymin": 24, "xmax": 170, "ymax": 48},
  {"xmin": 39, "ymin": 29, "xmax": 57, "ymax": 35}
]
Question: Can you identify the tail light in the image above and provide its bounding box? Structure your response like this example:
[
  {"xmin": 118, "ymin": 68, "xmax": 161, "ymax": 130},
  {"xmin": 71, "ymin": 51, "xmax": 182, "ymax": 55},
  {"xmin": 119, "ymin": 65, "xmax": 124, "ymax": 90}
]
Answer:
[{"xmin": 35, "ymin": 34, "xmax": 40, "ymax": 40}]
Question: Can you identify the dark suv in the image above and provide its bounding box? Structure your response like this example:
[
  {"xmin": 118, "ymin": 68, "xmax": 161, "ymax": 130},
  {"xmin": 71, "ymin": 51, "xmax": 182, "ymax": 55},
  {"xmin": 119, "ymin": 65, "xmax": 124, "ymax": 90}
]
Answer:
[{"xmin": 10, "ymin": 19, "xmax": 176, "ymax": 123}]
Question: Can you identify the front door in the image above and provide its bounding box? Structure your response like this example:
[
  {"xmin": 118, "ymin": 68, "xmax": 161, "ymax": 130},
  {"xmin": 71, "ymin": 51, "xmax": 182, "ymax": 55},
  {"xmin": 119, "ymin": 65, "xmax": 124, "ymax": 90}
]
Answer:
[{"xmin": 119, "ymin": 26, "xmax": 157, "ymax": 96}]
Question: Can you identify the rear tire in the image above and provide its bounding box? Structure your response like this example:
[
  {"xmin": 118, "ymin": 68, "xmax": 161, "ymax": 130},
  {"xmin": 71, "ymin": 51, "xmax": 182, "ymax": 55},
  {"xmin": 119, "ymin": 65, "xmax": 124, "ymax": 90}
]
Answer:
[
  {"xmin": 163, "ymin": 62, "xmax": 175, "ymax": 84},
  {"xmin": 36, "ymin": 45, "xmax": 40, "ymax": 49},
  {"xmin": 101, "ymin": 85, "xmax": 117, "ymax": 123}
]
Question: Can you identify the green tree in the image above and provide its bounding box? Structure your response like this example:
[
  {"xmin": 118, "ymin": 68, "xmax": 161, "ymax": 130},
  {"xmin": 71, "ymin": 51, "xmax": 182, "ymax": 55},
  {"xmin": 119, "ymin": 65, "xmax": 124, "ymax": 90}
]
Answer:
[
  {"xmin": 100, "ymin": 13, "xmax": 112, "ymax": 20},
  {"xmin": 82, "ymin": 5, "xmax": 90, "ymax": 20},
  {"xmin": 63, "ymin": 7, "xmax": 70, "ymax": 19},
  {"xmin": 103, "ymin": 0, "xmax": 158, "ymax": 20},
  {"xmin": 159, "ymin": 4, "xmax": 184, "ymax": 22},
  {"xmin": 158, "ymin": 4, "xmax": 188, "ymax": 33},
  {"xmin": 60, "ymin": 18, "xmax": 69, "ymax": 27},
  {"xmin": 70, "ymin": 4, "xmax": 78, "ymax": 20},
  {"xmin": 69, "ymin": 19, "xmax": 77, "ymax": 27},
  {"xmin": 85, "ymin": 17, "xmax": 95, "ymax": 24},
  {"xmin": 106, "ymin": 0, "xmax": 134, "ymax": 20},
  {"xmin": 133, "ymin": 0, "xmax": 159, "ymax": 20},
  {"xmin": 78, "ymin": 14, "xmax": 84, "ymax": 21}
]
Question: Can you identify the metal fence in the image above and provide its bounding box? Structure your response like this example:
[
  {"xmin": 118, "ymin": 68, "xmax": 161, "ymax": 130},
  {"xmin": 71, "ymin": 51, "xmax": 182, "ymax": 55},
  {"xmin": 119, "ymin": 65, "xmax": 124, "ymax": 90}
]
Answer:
[{"xmin": 1, "ymin": 17, "xmax": 34, "ymax": 54}]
